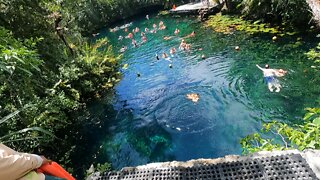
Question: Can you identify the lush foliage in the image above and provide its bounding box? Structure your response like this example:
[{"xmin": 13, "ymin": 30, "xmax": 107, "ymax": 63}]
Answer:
[
  {"xmin": 0, "ymin": 0, "xmax": 121, "ymax": 177},
  {"xmin": 239, "ymin": 0, "xmax": 312, "ymax": 27},
  {"xmin": 241, "ymin": 107, "xmax": 320, "ymax": 154},
  {"xmin": 241, "ymin": 41, "xmax": 320, "ymax": 153},
  {"xmin": 306, "ymin": 42, "xmax": 320, "ymax": 64},
  {"xmin": 62, "ymin": 0, "xmax": 180, "ymax": 34},
  {"xmin": 240, "ymin": 29, "xmax": 320, "ymax": 154}
]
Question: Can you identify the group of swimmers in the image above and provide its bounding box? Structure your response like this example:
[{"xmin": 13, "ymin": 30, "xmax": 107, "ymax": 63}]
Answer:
[
  {"xmin": 117, "ymin": 18, "xmax": 170, "ymax": 52},
  {"xmin": 115, "ymin": 15, "xmax": 205, "ymax": 63}
]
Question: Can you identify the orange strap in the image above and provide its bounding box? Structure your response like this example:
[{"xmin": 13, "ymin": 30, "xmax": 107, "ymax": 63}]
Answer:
[{"xmin": 37, "ymin": 162, "xmax": 75, "ymax": 180}]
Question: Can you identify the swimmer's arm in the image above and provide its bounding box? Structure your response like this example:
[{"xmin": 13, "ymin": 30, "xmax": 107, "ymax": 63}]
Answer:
[{"xmin": 256, "ymin": 64, "xmax": 264, "ymax": 71}]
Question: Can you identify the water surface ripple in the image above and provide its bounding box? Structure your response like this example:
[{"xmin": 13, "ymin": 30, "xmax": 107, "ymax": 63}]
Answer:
[{"xmin": 92, "ymin": 14, "xmax": 319, "ymax": 169}]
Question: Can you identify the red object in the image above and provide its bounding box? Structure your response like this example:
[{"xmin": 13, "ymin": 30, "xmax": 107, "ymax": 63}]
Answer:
[
  {"xmin": 172, "ymin": 4, "xmax": 176, "ymax": 10},
  {"xmin": 37, "ymin": 162, "xmax": 75, "ymax": 180}
]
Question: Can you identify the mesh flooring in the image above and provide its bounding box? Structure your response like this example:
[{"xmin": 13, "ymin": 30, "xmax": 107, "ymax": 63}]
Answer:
[{"xmin": 97, "ymin": 154, "xmax": 318, "ymax": 180}]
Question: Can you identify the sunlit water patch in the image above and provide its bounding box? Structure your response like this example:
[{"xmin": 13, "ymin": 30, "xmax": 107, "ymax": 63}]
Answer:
[{"xmin": 91, "ymin": 14, "xmax": 319, "ymax": 169}]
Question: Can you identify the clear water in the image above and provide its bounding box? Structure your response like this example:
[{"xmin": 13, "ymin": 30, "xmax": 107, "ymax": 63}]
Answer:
[{"xmin": 91, "ymin": 14, "xmax": 319, "ymax": 170}]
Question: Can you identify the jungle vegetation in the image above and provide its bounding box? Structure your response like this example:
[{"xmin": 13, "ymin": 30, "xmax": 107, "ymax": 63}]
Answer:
[{"xmin": 222, "ymin": 0, "xmax": 320, "ymax": 153}]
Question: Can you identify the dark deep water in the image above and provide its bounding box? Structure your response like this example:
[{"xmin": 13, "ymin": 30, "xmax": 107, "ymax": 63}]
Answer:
[{"xmin": 82, "ymin": 14, "xmax": 319, "ymax": 172}]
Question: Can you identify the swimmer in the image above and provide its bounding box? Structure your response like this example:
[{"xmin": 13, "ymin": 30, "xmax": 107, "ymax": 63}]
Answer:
[
  {"xmin": 141, "ymin": 36, "xmax": 147, "ymax": 43},
  {"xmin": 110, "ymin": 26, "xmax": 119, "ymax": 32},
  {"xmin": 162, "ymin": 53, "xmax": 172, "ymax": 62},
  {"xmin": 185, "ymin": 43, "xmax": 191, "ymax": 51},
  {"xmin": 170, "ymin": 47, "xmax": 176, "ymax": 55},
  {"xmin": 150, "ymin": 29, "xmax": 157, "ymax": 33},
  {"xmin": 119, "ymin": 46, "xmax": 127, "ymax": 53},
  {"xmin": 153, "ymin": 24, "xmax": 157, "ymax": 29},
  {"xmin": 126, "ymin": 32, "xmax": 133, "ymax": 39},
  {"xmin": 185, "ymin": 31, "xmax": 196, "ymax": 38},
  {"xmin": 256, "ymin": 64, "xmax": 285, "ymax": 92},
  {"xmin": 145, "ymin": 27, "xmax": 149, "ymax": 33},
  {"xmin": 179, "ymin": 39, "xmax": 187, "ymax": 50},
  {"xmin": 159, "ymin": 24, "xmax": 166, "ymax": 30},
  {"xmin": 186, "ymin": 93, "xmax": 200, "ymax": 103},
  {"xmin": 158, "ymin": 21, "xmax": 166, "ymax": 30},
  {"xmin": 156, "ymin": 54, "xmax": 160, "ymax": 60},
  {"xmin": 135, "ymin": 27, "xmax": 139, "ymax": 33},
  {"xmin": 163, "ymin": 36, "xmax": 173, "ymax": 40},
  {"xmin": 132, "ymin": 39, "xmax": 137, "ymax": 47},
  {"xmin": 141, "ymin": 32, "xmax": 145, "ymax": 37},
  {"xmin": 174, "ymin": 28, "xmax": 180, "ymax": 35},
  {"xmin": 124, "ymin": 28, "xmax": 128, "ymax": 32},
  {"xmin": 162, "ymin": 52, "xmax": 168, "ymax": 59},
  {"xmin": 132, "ymin": 27, "xmax": 139, "ymax": 33}
]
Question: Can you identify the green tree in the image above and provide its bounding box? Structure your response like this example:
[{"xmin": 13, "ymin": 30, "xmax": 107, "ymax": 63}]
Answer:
[{"xmin": 239, "ymin": 0, "xmax": 312, "ymax": 27}]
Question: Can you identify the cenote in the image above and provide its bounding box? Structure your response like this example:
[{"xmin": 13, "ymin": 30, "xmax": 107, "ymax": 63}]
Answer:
[{"xmin": 89, "ymin": 13, "xmax": 319, "ymax": 170}]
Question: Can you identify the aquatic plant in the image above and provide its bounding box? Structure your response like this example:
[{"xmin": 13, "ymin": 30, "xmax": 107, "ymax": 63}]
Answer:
[
  {"xmin": 158, "ymin": 10, "xmax": 170, "ymax": 16},
  {"xmin": 306, "ymin": 42, "xmax": 320, "ymax": 64},
  {"xmin": 127, "ymin": 129, "xmax": 171, "ymax": 158},
  {"xmin": 206, "ymin": 14, "xmax": 277, "ymax": 34},
  {"xmin": 205, "ymin": 13, "xmax": 299, "ymax": 36},
  {"xmin": 127, "ymin": 132, "xmax": 152, "ymax": 156},
  {"xmin": 150, "ymin": 135, "xmax": 170, "ymax": 146}
]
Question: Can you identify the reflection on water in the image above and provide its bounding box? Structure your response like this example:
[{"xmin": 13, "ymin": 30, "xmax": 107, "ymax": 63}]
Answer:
[{"xmin": 91, "ymin": 14, "xmax": 319, "ymax": 169}]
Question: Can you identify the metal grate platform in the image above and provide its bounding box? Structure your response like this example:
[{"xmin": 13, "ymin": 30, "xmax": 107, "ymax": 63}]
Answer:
[{"xmin": 96, "ymin": 154, "xmax": 318, "ymax": 180}]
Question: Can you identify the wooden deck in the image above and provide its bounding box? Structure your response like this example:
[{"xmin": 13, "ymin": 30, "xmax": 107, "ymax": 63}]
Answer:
[{"xmin": 169, "ymin": 1, "xmax": 222, "ymax": 15}]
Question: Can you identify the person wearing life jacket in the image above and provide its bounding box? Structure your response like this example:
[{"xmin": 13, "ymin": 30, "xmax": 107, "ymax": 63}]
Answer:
[{"xmin": 0, "ymin": 143, "xmax": 53, "ymax": 180}]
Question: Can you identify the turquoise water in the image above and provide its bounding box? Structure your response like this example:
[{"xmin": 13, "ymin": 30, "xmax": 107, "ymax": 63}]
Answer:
[{"xmin": 91, "ymin": 14, "xmax": 319, "ymax": 170}]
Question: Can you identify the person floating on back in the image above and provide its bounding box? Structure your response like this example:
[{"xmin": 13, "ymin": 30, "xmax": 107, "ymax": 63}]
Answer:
[{"xmin": 256, "ymin": 64, "xmax": 287, "ymax": 92}]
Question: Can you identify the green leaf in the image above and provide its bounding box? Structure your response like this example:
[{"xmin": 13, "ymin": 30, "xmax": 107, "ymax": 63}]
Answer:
[
  {"xmin": 312, "ymin": 117, "xmax": 320, "ymax": 125},
  {"xmin": 303, "ymin": 112, "xmax": 314, "ymax": 121},
  {"xmin": 0, "ymin": 110, "xmax": 20, "ymax": 125},
  {"xmin": 12, "ymin": 55, "xmax": 26, "ymax": 64},
  {"xmin": 0, "ymin": 127, "xmax": 56, "ymax": 141},
  {"xmin": 17, "ymin": 66, "xmax": 33, "ymax": 76},
  {"xmin": 307, "ymin": 140, "xmax": 316, "ymax": 148}
]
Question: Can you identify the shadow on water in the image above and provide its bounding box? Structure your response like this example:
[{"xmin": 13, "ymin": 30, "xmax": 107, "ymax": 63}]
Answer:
[{"xmin": 83, "ymin": 13, "xmax": 320, "ymax": 171}]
